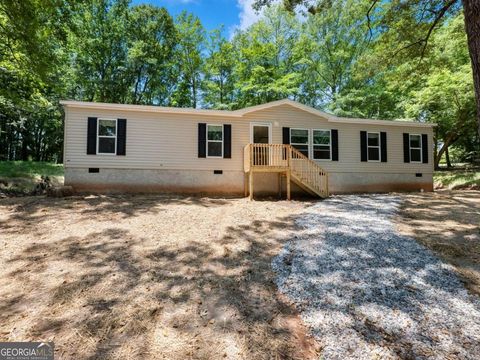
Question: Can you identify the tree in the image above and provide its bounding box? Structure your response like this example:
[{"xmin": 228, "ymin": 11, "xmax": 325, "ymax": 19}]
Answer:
[
  {"xmin": 232, "ymin": 5, "xmax": 301, "ymax": 108},
  {"xmin": 253, "ymin": 0, "xmax": 480, "ymax": 137},
  {"xmin": 0, "ymin": 0, "xmax": 74, "ymax": 161},
  {"xmin": 172, "ymin": 12, "xmax": 206, "ymax": 108},
  {"xmin": 462, "ymin": 0, "xmax": 480, "ymax": 138},
  {"xmin": 294, "ymin": 0, "xmax": 370, "ymax": 112},
  {"xmin": 68, "ymin": 0, "xmax": 130, "ymax": 103},
  {"xmin": 125, "ymin": 5, "xmax": 177, "ymax": 105},
  {"xmin": 202, "ymin": 29, "xmax": 237, "ymax": 109},
  {"xmin": 404, "ymin": 15, "xmax": 476, "ymax": 168}
]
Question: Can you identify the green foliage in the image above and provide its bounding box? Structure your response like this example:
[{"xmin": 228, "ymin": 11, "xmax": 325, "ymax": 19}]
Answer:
[
  {"xmin": 171, "ymin": 11, "xmax": 206, "ymax": 108},
  {"xmin": 295, "ymin": 0, "xmax": 371, "ymax": 111},
  {"xmin": 69, "ymin": 0, "xmax": 131, "ymax": 103},
  {"xmin": 434, "ymin": 169, "xmax": 480, "ymax": 189},
  {"xmin": 202, "ymin": 28, "xmax": 237, "ymax": 109},
  {"xmin": 232, "ymin": 5, "xmax": 301, "ymax": 108},
  {"xmin": 0, "ymin": 161, "xmax": 63, "ymax": 179},
  {"xmin": 0, "ymin": 0, "xmax": 68, "ymax": 162},
  {"xmin": 126, "ymin": 5, "xmax": 177, "ymax": 105},
  {"xmin": 403, "ymin": 14, "xmax": 477, "ymax": 165}
]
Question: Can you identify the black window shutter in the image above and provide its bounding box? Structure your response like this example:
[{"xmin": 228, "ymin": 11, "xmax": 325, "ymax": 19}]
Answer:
[
  {"xmin": 380, "ymin": 131, "xmax": 387, "ymax": 162},
  {"xmin": 87, "ymin": 117, "xmax": 97, "ymax": 155},
  {"xmin": 117, "ymin": 119, "xmax": 127, "ymax": 156},
  {"xmin": 331, "ymin": 129, "xmax": 339, "ymax": 161},
  {"xmin": 403, "ymin": 133, "xmax": 410, "ymax": 163},
  {"xmin": 422, "ymin": 134, "xmax": 428, "ymax": 163},
  {"xmin": 198, "ymin": 123, "xmax": 206, "ymax": 158},
  {"xmin": 223, "ymin": 124, "xmax": 231, "ymax": 158},
  {"xmin": 360, "ymin": 131, "xmax": 367, "ymax": 162},
  {"xmin": 282, "ymin": 127, "xmax": 290, "ymax": 144}
]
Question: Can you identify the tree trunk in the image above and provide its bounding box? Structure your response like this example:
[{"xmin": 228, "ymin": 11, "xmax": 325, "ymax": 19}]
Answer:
[
  {"xmin": 192, "ymin": 77, "xmax": 197, "ymax": 109},
  {"xmin": 433, "ymin": 128, "xmax": 439, "ymax": 169},
  {"xmin": 435, "ymin": 133, "xmax": 458, "ymax": 169},
  {"xmin": 445, "ymin": 146, "xmax": 452, "ymax": 168},
  {"xmin": 462, "ymin": 0, "xmax": 480, "ymax": 138}
]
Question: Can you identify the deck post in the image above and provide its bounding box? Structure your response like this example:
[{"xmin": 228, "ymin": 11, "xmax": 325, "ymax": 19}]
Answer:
[
  {"xmin": 278, "ymin": 173, "xmax": 282, "ymax": 198},
  {"xmin": 249, "ymin": 171, "xmax": 253, "ymax": 200},
  {"xmin": 325, "ymin": 172, "xmax": 329, "ymax": 197},
  {"xmin": 286, "ymin": 170, "xmax": 291, "ymax": 200},
  {"xmin": 244, "ymin": 172, "xmax": 248, "ymax": 197}
]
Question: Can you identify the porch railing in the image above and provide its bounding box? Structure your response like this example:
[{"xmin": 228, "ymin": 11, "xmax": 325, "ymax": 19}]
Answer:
[{"xmin": 244, "ymin": 143, "xmax": 329, "ymax": 198}]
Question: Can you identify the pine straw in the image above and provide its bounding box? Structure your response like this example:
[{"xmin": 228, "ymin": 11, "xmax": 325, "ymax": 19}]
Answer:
[
  {"xmin": 0, "ymin": 194, "xmax": 319, "ymax": 359},
  {"xmin": 396, "ymin": 190, "xmax": 480, "ymax": 296}
]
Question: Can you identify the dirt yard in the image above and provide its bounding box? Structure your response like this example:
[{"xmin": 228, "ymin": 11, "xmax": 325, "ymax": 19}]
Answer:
[
  {"xmin": 0, "ymin": 195, "xmax": 318, "ymax": 359},
  {"xmin": 397, "ymin": 190, "xmax": 480, "ymax": 296},
  {"xmin": 2, "ymin": 191, "xmax": 479, "ymax": 359}
]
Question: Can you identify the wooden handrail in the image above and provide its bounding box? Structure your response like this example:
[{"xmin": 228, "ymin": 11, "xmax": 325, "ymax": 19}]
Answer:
[
  {"xmin": 289, "ymin": 145, "xmax": 329, "ymax": 197},
  {"xmin": 244, "ymin": 143, "xmax": 329, "ymax": 198}
]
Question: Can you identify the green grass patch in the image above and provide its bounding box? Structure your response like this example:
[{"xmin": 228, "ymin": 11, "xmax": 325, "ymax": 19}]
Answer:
[
  {"xmin": 434, "ymin": 169, "xmax": 480, "ymax": 189},
  {"xmin": 0, "ymin": 161, "xmax": 63, "ymax": 179},
  {"xmin": 0, "ymin": 161, "xmax": 64, "ymax": 196}
]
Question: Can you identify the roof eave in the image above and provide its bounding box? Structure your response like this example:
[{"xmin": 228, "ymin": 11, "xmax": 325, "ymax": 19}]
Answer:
[
  {"xmin": 328, "ymin": 117, "xmax": 436, "ymax": 128},
  {"xmin": 60, "ymin": 99, "xmax": 436, "ymax": 127},
  {"xmin": 59, "ymin": 100, "xmax": 242, "ymax": 117}
]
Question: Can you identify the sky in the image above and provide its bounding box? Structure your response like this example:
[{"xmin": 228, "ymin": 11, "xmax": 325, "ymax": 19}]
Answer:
[{"xmin": 130, "ymin": 0, "xmax": 264, "ymax": 36}]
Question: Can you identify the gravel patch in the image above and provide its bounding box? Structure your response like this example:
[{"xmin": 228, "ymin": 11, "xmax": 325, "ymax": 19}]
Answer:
[{"xmin": 273, "ymin": 195, "xmax": 480, "ymax": 359}]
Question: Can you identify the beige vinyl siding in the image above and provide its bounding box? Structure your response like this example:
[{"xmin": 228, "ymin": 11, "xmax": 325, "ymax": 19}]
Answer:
[
  {"xmin": 65, "ymin": 107, "xmax": 249, "ymax": 171},
  {"xmin": 64, "ymin": 103, "xmax": 433, "ymax": 175},
  {"xmin": 243, "ymin": 105, "xmax": 434, "ymax": 174}
]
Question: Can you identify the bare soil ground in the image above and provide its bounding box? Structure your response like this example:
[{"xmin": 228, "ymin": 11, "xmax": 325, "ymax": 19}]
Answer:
[
  {"xmin": 0, "ymin": 195, "xmax": 319, "ymax": 360},
  {"xmin": 397, "ymin": 190, "xmax": 480, "ymax": 296}
]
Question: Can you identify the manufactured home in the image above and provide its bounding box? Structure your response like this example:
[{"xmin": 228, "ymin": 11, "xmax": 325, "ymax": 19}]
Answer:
[{"xmin": 60, "ymin": 99, "xmax": 434, "ymax": 198}]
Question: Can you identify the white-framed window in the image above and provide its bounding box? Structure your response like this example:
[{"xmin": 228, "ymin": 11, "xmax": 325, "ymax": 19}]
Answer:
[
  {"xmin": 409, "ymin": 134, "xmax": 422, "ymax": 163},
  {"xmin": 367, "ymin": 132, "xmax": 380, "ymax": 162},
  {"xmin": 290, "ymin": 128, "xmax": 309, "ymax": 157},
  {"xmin": 313, "ymin": 129, "xmax": 331, "ymax": 160},
  {"xmin": 207, "ymin": 124, "xmax": 223, "ymax": 158},
  {"xmin": 97, "ymin": 119, "xmax": 117, "ymax": 155}
]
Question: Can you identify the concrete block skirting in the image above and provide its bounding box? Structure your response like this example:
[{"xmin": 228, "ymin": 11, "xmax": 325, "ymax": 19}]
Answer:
[
  {"xmin": 328, "ymin": 172, "xmax": 433, "ymax": 193},
  {"xmin": 65, "ymin": 168, "xmax": 433, "ymax": 195}
]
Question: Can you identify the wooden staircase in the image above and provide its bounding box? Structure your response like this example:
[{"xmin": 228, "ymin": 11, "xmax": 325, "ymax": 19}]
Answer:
[{"xmin": 244, "ymin": 143, "xmax": 329, "ymax": 199}]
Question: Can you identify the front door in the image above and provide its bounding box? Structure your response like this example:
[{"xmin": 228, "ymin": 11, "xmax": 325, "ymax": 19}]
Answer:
[
  {"xmin": 250, "ymin": 123, "xmax": 272, "ymax": 166},
  {"xmin": 251, "ymin": 124, "xmax": 271, "ymax": 144}
]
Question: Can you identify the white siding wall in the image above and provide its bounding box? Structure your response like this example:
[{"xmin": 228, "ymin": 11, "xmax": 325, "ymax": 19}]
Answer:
[{"xmin": 64, "ymin": 104, "xmax": 434, "ymax": 176}]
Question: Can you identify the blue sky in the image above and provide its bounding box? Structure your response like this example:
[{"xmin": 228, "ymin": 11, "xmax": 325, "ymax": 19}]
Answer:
[{"xmin": 130, "ymin": 0, "xmax": 263, "ymax": 36}]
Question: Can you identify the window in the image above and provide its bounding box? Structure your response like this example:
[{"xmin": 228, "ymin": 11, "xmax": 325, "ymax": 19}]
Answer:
[
  {"xmin": 367, "ymin": 132, "xmax": 380, "ymax": 161},
  {"xmin": 313, "ymin": 130, "xmax": 331, "ymax": 160},
  {"xmin": 207, "ymin": 124, "xmax": 223, "ymax": 157},
  {"xmin": 97, "ymin": 119, "xmax": 117, "ymax": 154},
  {"xmin": 409, "ymin": 134, "xmax": 422, "ymax": 162},
  {"xmin": 290, "ymin": 128, "xmax": 309, "ymax": 157}
]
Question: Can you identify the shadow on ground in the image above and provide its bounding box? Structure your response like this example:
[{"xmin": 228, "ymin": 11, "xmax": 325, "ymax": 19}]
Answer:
[
  {"xmin": 0, "ymin": 195, "xmax": 317, "ymax": 359},
  {"xmin": 397, "ymin": 190, "xmax": 480, "ymax": 295},
  {"xmin": 274, "ymin": 194, "xmax": 480, "ymax": 359}
]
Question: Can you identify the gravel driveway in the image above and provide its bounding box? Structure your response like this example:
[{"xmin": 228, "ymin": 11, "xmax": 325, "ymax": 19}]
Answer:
[{"xmin": 273, "ymin": 195, "xmax": 480, "ymax": 359}]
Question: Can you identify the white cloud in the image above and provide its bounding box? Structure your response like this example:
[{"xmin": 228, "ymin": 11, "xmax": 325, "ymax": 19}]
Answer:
[
  {"xmin": 230, "ymin": 0, "xmax": 304, "ymax": 38},
  {"xmin": 236, "ymin": 0, "xmax": 263, "ymax": 31},
  {"xmin": 228, "ymin": 0, "xmax": 272, "ymax": 38}
]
